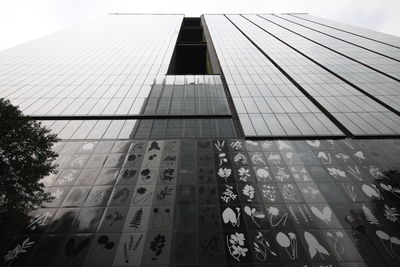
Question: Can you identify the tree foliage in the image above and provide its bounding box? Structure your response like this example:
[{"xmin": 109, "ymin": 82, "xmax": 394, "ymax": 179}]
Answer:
[{"xmin": 0, "ymin": 98, "xmax": 58, "ymax": 249}]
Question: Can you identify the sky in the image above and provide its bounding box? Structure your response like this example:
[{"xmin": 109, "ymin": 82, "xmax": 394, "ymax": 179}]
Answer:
[{"xmin": 0, "ymin": 0, "xmax": 399, "ymax": 51}]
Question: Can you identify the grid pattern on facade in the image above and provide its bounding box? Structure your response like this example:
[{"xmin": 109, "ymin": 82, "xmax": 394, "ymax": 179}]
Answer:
[
  {"xmin": 132, "ymin": 118, "xmax": 237, "ymax": 138},
  {"xmin": 142, "ymin": 75, "xmax": 230, "ymax": 116},
  {"xmin": 264, "ymin": 14, "xmax": 400, "ymax": 77},
  {"xmin": 41, "ymin": 118, "xmax": 237, "ymax": 140},
  {"xmin": 0, "ymin": 15, "xmax": 183, "ymax": 116},
  {"xmin": 226, "ymin": 14, "xmax": 400, "ymax": 136},
  {"xmin": 249, "ymin": 14, "xmax": 400, "ymax": 115},
  {"xmin": 278, "ymin": 14, "xmax": 400, "ymax": 61},
  {"xmin": 204, "ymin": 15, "xmax": 344, "ymax": 137},
  {"xmin": 39, "ymin": 120, "xmax": 138, "ymax": 140},
  {"xmin": 291, "ymin": 14, "xmax": 400, "ymax": 48}
]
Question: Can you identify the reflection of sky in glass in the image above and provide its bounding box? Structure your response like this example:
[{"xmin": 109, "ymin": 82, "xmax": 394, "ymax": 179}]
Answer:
[{"xmin": 0, "ymin": 15, "xmax": 183, "ymax": 116}]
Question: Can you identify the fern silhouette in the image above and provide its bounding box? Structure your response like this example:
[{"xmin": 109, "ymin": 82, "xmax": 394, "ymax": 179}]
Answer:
[
  {"xmin": 362, "ymin": 205, "xmax": 382, "ymax": 226},
  {"xmin": 130, "ymin": 208, "xmax": 143, "ymax": 229}
]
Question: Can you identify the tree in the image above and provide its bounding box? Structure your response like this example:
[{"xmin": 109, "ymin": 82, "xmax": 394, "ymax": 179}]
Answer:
[{"xmin": 0, "ymin": 98, "xmax": 58, "ymax": 252}]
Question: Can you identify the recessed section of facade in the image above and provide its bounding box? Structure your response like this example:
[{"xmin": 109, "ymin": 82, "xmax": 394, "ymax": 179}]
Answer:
[{"xmin": 168, "ymin": 17, "xmax": 214, "ymax": 74}]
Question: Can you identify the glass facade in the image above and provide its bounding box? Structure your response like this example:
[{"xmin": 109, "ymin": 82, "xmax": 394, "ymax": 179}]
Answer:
[
  {"xmin": 221, "ymin": 14, "xmax": 400, "ymax": 136},
  {"xmin": 204, "ymin": 15, "xmax": 343, "ymax": 137},
  {"xmin": 1, "ymin": 13, "xmax": 400, "ymax": 267},
  {"xmin": 292, "ymin": 14, "xmax": 400, "ymax": 48},
  {"xmin": 261, "ymin": 14, "xmax": 400, "ymax": 78},
  {"xmin": 277, "ymin": 14, "xmax": 400, "ymax": 61},
  {"xmin": 0, "ymin": 15, "xmax": 183, "ymax": 116}
]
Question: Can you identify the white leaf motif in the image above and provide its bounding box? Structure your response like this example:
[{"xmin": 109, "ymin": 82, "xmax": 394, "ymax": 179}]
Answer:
[
  {"xmin": 311, "ymin": 206, "xmax": 332, "ymax": 224},
  {"xmin": 276, "ymin": 232, "xmax": 290, "ymax": 248},
  {"xmin": 244, "ymin": 206, "xmax": 252, "ymax": 216},
  {"xmin": 362, "ymin": 184, "xmax": 382, "ymax": 199},
  {"xmin": 222, "ymin": 207, "xmax": 240, "ymax": 227},
  {"xmin": 306, "ymin": 140, "xmax": 320, "ymax": 148},
  {"xmin": 304, "ymin": 231, "xmax": 330, "ymax": 259}
]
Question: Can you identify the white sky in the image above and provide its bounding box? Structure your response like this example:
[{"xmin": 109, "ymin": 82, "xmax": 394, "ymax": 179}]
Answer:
[{"xmin": 0, "ymin": 0, "xmax": 399, "ymax": 51}]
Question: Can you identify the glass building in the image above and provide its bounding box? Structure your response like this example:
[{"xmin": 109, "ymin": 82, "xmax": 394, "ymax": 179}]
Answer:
[{"xmin": 1, "ymin": 13, "xmax": 400, "ymax": 267}]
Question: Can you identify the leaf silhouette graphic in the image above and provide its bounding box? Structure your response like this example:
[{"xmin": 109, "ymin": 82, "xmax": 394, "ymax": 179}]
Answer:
[
  {"xmin": 362, "ymin": 205, "xmax": 381, "ymax": 226},
  {"xmin": 308, "ymin": 245, "xmax": 317, "ymax": 258},
  {"xmin": 362, "ymin": 184, "xmax": 380, "ymax": 199},
  {"xmin": 276, "ymin": 232, "xmax": 290, "ymax": 248},
  {"xmin": 310, "ymin": 206, "xmax": 332, "ymax": 223},
  {"xmin": 376, "ymin": 230, "xmax": 390, "ymax": 240},
  {"xmin": 277, "ymin": 140, "xmax": 292, "ymax": 150},
  {"xmin": 354, "ymin": 151, "xmax": 365, "ymax": 161},
  {"xmin": 130, "ymin": 208, "xmax": 143, "ymax": 229},
  {"xmin": 75, "ymin": 238, "xmax": 90, "ymax": 253},
  {"xmin": 380, "ymin": 183, "xmax": 391, "ymax": 191},
  {"xmin": 317, "ymin": 152, "xmax": 328, "ymax": 161},
  {"xmin": 390, "ymin": 237, "xmax": 400, "ymax": 245},
  {"xmin": 222, "ymin": 207, "xmax": 236, "ymax": 224},
  {"xmin": 148, "ymin": 141, "xmax": 160, "ymax": 151},
  {"xmin": 65, "ymin": 238, "xmax": 90, "ymax": 257},
  {"xmin": 306, "ymin": 140, "xmax": 320, "ymax": 148},
  {"xmin": 244, "ymin": 206, "xmax": 252, "ymax": 216},
  {"xmin": 255, "ymin": 213, "xmax": 266, "ymax": 219},
  {"xmin": 156, "ymin": 186, "xmax": 172, "ymax": 200},
  {"xmin": 256, "ymin": 168, "xmax": 270, "ymax": 181},
  {"xmin": 304, "ymin": 231, "xmax": 329, "ymax": 259},
  {"xmin": 134, "ymin": 234, "xmax": 144, "ymax": 251}
]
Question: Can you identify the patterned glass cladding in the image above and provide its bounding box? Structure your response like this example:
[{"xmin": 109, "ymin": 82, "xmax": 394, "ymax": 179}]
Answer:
[
  {"xmin": 0, "ymin": 15, "xmax": 183, "ymax": 116},
  {"xmin": 204, "ymin": 15, "xmax": 344, "ymax": 137},
  {"xmin": 292, "ymin": 14, "xmax": 400, "ymax": 48},
  {"xmin": 225, "ymin": 14, "xmax": 400, "ymax": 136},
  {"xmin": 3, "ymin": 137, "xmax": 400, "ymax": 267}
]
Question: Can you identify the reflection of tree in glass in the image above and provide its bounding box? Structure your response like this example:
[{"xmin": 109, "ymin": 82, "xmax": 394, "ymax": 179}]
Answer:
[
  {"xmin": 112, "ymin": 188, "xmax": 129, "ymax": 203},
  {"xmin": 105, "ymin": 212, "xmax": 123, "ymax": 227}
]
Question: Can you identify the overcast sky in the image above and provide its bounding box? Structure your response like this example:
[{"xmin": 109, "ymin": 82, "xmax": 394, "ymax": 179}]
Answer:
[{"xmin": 0, "ymin": 0, "xmax": 399, "ymax": 51}]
